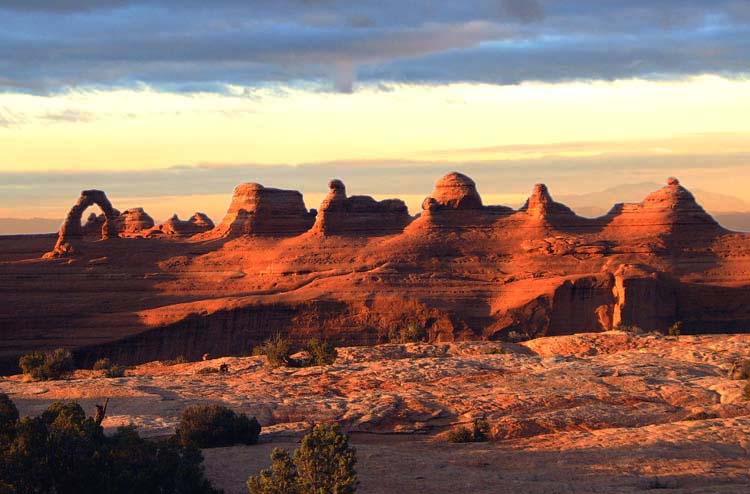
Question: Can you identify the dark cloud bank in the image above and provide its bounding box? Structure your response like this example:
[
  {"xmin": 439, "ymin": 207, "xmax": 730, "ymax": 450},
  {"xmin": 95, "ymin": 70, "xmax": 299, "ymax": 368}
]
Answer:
[{"xmin": 0, "ymin": 0, "xmax": 749, "ymax": 93}]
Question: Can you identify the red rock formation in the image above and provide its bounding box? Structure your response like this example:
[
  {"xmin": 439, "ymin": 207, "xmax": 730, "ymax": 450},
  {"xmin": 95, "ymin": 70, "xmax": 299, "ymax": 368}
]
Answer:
[
  {"xmin": 82, "ymin": 207, "xmax": 155, "ymax": 237},
  {"xmin": 429, "ymin": 172, "xmax": 483, "ymax": 209},
  {"xmin": 151, "ymin": 213, "xmax": 214, "ymax": 237},
  {"xmin": 603, "ymin": 177, "xmax": 723, "ymax": 240},
  {"xmin": 311, "ymin": 179, "xmax": 411, "ymax": 235},
  {"xmin": 518, "ymin": 183, "xmax": 582, "ymax": 224},
  {"xmin": 416, "ymin": 172, "xmax": 513, "ymax": 231},
  {"xmin": 46, "ymin": 189, "xmax": 119, "ymax": 257},
  {"xmin": 11, "ymin": 174, "xmax": 750, "ymax": 373},
  {"xmin": 117, "ymin": 208, "xmax": 155, "ymax": 234},
  {"xmin": 204, "ymin": 183, "xmax": 315, "ymax": 238}
]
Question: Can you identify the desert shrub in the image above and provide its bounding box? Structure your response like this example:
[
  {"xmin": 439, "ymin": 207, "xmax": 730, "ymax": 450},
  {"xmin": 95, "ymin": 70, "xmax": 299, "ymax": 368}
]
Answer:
[
  {"xmin": 729, "ymin": 359, "xmax": 750, "ymax": 379},
  {"xmin": 447, "ymin": 419, "xmax": 490, "ymax": 443},
  {"xmin": 247, "ymin": 424, "xmax": 357, "ymax": 494},
  {"xmin": 197, "ymin": 367, "xmax": 220, "ymax": 375},
  {"xmin": 176, "ymin": 404, "xmax": 261, "ymax": 448},
  {"xmin": 93, "ymin": 357, "xmax": 112, "ymax": 371},
  {"xmin": 668, "ymin": 321, "xmax": 682, "ymax": 337},
  {"xmin": 504, "ymin": 330, "xmax": 528, "ymax": 342},
  {"xmin": 644, "ymin": 477, "xmax": 677, "ymax": 489},
  {"xmin": 163, "ymin": 355, "xmax": 189, "ymax": 366},
  {"xmin": 19, "ymin": 348, "xmax": 75, "ymax": 380},
  {"xmin": 247, "ymin": 448, "xmax": 299, "ymax": 494},
  {"xmin": 0, "ymin": 394, "xmax": 18, "ymax": 439},
  {"xmin": 105, "ymin": 365, "xmax": 127, "ymax": 378},
  {"xmin": 616, "ymin": 325, "xmax": 645, "ymax": 334},
  {"xmin": 259, "ymin": 333, "xmax": 293, "ymax": 367},
  {"xmin": 483, "ymin": 346, "xmax": 506, "ymax": 355},
  {"xmin": 0, "ymin": 396, "xmax": 219, "ymax": 494},
  {"xmin": 683, "ymin": 410, "xmax": 720, "ymax": 421},
  {"xmin": 388, "ymin": 322, "xmax": 427, "ymax": 344},
  {"xmin": 305, "ymin": 339, "xmax": 338, "ymax": 366},
  {"xmin": 446, "ymin": 425, "xmax": 474, "ymax": 443}
]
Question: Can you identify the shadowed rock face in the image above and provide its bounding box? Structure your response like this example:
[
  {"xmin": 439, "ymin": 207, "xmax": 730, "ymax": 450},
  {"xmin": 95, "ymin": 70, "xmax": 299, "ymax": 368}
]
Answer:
[
  {"xmin": 311, "ymin": 179, "xmax": 412, "ymax": 235},
  {"xmin": 206, "ymin": 183, "xmax": 315, "ymax": 238}
]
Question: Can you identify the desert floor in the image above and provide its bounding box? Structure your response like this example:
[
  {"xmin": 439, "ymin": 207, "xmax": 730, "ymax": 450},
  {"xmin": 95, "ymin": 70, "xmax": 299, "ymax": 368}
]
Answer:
[{"xmin": 2, "ymin": 331, "xmax": 750, "ymax": 493}]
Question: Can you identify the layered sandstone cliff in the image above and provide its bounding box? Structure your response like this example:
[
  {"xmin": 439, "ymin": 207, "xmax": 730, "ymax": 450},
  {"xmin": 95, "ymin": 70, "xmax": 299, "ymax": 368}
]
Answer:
[
  {"xmin": 311, "ymin": 179, "xmax": 412, "ymax": 235},
  {"xmin": 9, "ymin": 174, "xmax": 750, "ymax": 373},
  {"xmin": 204, "ymin": 183, "xmax": 315, "ymax": 238}
]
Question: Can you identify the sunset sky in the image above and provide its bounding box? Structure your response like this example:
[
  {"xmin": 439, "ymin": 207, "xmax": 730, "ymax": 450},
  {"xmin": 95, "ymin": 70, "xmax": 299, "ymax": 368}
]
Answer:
[{"xmin": 1, "ymin": 1, "xmax": 750, "ymax": 229}]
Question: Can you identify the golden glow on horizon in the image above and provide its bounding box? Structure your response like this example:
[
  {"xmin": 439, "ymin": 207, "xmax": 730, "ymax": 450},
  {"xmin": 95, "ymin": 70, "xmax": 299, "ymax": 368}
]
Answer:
[{"xmin": 1, "ymin": 75, "xmax": 750, "ymax": 172}]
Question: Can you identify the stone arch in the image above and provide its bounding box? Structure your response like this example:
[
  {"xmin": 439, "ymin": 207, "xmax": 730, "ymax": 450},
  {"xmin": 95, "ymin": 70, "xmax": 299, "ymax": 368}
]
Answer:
[{"xmin": 49, "ymin": 190, "xmax": 119, "ymax": 256}]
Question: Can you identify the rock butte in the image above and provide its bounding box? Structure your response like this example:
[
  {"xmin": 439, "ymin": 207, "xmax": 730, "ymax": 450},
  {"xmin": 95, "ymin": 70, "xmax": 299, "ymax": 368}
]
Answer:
[
  {"xmin": 2, "ymin": 173, "xmax": 750, "ymax": 373},
  {"xmin": 201, "ymin": 183, "xmax": 314, "ymax": 239}
]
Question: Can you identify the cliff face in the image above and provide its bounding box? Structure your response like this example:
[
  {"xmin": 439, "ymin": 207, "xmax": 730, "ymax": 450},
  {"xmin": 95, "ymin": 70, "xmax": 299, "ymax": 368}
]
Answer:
[{"xmin": 4, "ymin": 174, "xmax": 750, "ymax": 373}]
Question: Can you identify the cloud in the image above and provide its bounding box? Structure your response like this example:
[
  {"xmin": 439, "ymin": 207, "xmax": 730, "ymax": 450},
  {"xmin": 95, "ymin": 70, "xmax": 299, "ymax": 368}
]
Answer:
[
  {"xmin": 42, "ymin": 109, "xmax": 95, "ymax": 123},
  {"xmin": 0, "ymin": 106, "xmax": 25, "ymax": 127},
  {"xmin": 501, "ymin": 0, "xmax": 544, "ymax": 23},
  {"xmin": 0, "ymin": 1, "xmax": 748, "ymax": 93}
]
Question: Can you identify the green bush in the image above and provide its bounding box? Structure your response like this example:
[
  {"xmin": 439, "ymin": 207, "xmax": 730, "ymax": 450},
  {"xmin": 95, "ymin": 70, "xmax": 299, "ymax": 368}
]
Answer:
[
  {"xmin": 247, "ymin": 448, "xmax": 299, "ymax": 494},
  {"xmin": 305, "ymin": 339, "xmax": 337, "ymax": 366},
  {"xmin": 92, "ymin": 358, "xmax": 112, "ymax": 371},
  {"xmin": 615, "ymin": 325, "xmax": 645, "ymax": 335},
  {"xmin": 0, "ymin": 394, "xmax": 18, "ymax": 439},
  {"xmin": 18, "ymin": 348, "xmax": 75, "ymax": 381},
  {"xmin": 668, "ymin": 321, "xmax": 683, "ymax": 337},
  {"xmin": 0, "ymin": 394, "xmax": 219, "ymax": 494},
  {"xmin": 248, "ymin": 424, "xmax": 357, "ymax": 494},
  {"xmin": 388, "ymin": 322, "xmax": 427, "ymax": 344},
  {"xmin": 483, "ymin": 346, "xmax": 506, "ymax": 355},
  {"xmin": 259, "ymin": 333, "xmax": 293, "ymax": 367},
  {"xmin": 447, "ymin": 419, "xmax": 490, "ymax": 443},
  {"xmin": 197, "ymin": 367, "xmax": 220, "ymax": 375},
  {"xmin": 163, "ymin": 355, "xmax": 189, "ymax": 366},
  {"xmin": 504, "ymin": 330, "xmax": 527, "ymax": 342},
  {"xmin": 446, "ymin": 425, "xmax": 474, "ymax": 443},
  {"xmin": 105, "ymin": 365, "xmax": 127, "ymax": 378},
  {"xmin": 729, "ymin": 359, "xmax": 750, "ymax": 379},
  {"xmin": 176, "ymin": 404, "xmax": 261, "ymax": 448}
]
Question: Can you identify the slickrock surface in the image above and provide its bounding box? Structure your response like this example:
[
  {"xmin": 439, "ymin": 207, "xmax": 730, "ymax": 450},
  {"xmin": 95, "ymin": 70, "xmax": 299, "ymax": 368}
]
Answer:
[
  {"xmin": 2, "ymin": 333, "xmax": 749, "ymax": 493},
  {"xmin": 2, "ymin": 174, "xmax": 750, "ymax": 372}
]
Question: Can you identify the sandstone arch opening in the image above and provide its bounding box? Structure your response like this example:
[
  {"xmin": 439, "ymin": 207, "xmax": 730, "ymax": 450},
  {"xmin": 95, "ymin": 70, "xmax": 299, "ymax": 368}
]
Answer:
[{"xmin": 47, "ymin": 189, "xmax": 119, "ymax": 257}]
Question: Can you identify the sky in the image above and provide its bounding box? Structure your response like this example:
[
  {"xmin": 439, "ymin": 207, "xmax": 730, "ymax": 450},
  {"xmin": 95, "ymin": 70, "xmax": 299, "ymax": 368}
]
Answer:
[{"xmin": 1, "ymin": 0, "xmax": 750, "ymax": 230}]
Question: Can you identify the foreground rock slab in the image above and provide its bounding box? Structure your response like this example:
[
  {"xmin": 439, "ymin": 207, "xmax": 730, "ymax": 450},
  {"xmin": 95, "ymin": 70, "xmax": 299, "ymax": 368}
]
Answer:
[{"xmin": 2, "ymin": 332, "xmax": 750, "ymax": 492}]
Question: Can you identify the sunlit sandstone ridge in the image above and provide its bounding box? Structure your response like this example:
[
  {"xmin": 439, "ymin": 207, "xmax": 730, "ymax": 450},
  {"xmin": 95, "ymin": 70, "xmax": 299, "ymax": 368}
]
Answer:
[{"xmin": 1, "ymin": 173, "xmax": 749, "ymax": 373}]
